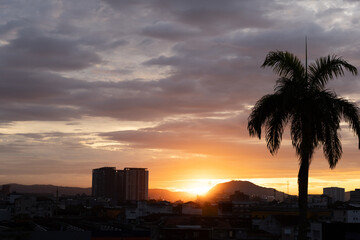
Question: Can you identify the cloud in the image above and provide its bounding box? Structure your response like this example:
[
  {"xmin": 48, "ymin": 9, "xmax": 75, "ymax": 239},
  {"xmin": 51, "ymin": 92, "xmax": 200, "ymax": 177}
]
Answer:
[
  {"xmin": 100, "ymin": 115, "xmax": 271, "ymax": 158},
  {"xmin": 0, "ymin": 103, "xmax": 81, "ymax": 122},
  {"xmin": 1, "ymin": 0, "xmax": 358, "ymax": 124},
  {"xmin": 0, "ymin": 69, "xmax": 81, "ymax": 102},
  {"xmin": 106, "ymin": 0, "xmax": 276, "ymax": 33},
  {"xmin": 142, "ymin": 21, "xmax": 200, "ymax": 40},
  {"xmin": 155, "ymin": 0, "xmax": 275, "ymax": 31},
  {"xmin": 0, "ymin": 62, "xmax": 254, "ymax": 122},
  {"xmin": 79, "ymin": 33, "xmax": 129, "ymax": 50},
  {"xmin": 0, "ymin": 28, "xmax": 102, "ymax": 71}
]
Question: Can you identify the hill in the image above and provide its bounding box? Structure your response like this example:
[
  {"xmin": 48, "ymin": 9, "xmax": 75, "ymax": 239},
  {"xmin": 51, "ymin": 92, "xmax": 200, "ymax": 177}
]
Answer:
[
  {"xmin": 4, "ymin": 181, "xmax": 288, "ymax": 202},
  {"xmin": 205, "ymin": 180, "xmax": 288, "ymax": 201},
  {"xmin": 3, "ymin": 184, "xmax": 196, "ymax": 202},
  {"xmin": 7, "ymin": 183, "xmax": 91, "ymax": 196}
]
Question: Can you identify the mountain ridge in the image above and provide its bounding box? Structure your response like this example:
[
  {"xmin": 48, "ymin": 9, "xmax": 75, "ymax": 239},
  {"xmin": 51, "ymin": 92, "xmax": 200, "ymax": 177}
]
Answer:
[
  {"xmin": 2, "ymin": 180, "xmax": 290, "ymax": 202},
  {"xmin": 205, "ymin": 180, "xmax": 289, "ymax": 201},
  {"xmin": 2, "ymin": 183, "xmax": 195, "ymax": 202}
]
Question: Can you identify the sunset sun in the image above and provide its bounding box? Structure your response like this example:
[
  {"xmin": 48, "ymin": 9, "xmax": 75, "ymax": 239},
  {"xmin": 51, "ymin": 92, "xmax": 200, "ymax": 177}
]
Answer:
[{"xmin": 173, "ymin": 179, "xmax": 231, "ymax": 196}]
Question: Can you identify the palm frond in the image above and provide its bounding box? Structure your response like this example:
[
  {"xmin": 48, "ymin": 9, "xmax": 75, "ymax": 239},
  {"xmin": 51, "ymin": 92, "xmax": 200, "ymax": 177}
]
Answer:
[
  {"xmin": 322, "ymin": 124, "xmax": 343, "ymax": 169},
  {"xmin": 308, "ymin": 55, "xmax": 357, "ymax": 89},
  {"xmin": 262, "ymin": 51, "xmax": 305, "ymax": 80},
  {"xmin": 248, "ymin": 94, "xmax": 281, "ymax": 139},
  {"xmin": 314, "ymin": 92, "xmax": 343, "ymax": 167},
  {"xmin": 335, "ymin": 97, "xmax": 360, "ymax": 149},
  {"xmin": 290, "ymin": 115, "xmax": 302, "ymax": 155},
  {"xmin": 312, "ymin": 91, "xmax": 341, "ymax": 141},
  {"xmin": 265, "ymin": 111, "xmax": 289, "ymax": 155}
]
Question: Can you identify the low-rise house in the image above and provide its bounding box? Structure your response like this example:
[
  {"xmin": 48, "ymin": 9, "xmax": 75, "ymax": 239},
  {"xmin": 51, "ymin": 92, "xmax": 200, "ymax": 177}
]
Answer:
[
  {"xmin": 253, "ymin": 216, "xmax": 322, "ymax": 240},
  {"xmin": 218, "ymin": 200, "xmax": 257, "ymax": 219},
  {"xmin": 122, "ymin": 201, "xmax": 173, "ymax": 223},
  {"xmin": 182, "ymin": 201, "xmax": 202, "ymax": 215},
  {"xmin": 307, "ymin": 194, "xmax": 330, "ymax": 208},
  {"xmin": 0, "ymin": 208, "xmax": 11, "ymax": 221},
  {"xmin": 333, "ymin": 203, "xmax": 360, "ymax": 223},
  {"xmin": 9, "ymin": 193, "xmax": 23, "ymax": 204},
  {"xmin": 142, "ymin": 200, "xmax": 173, "ymax": 215},
  {"xmin": 252, "ymin": 206, "xmax": 331, "ymax": 221},
  {"xmin": 14, "ymin": 195, "xmax": 54, "ymax": 218},
  {"xmin": 153, "ymin": 215, "xmax": 246, "ymax": 240}
]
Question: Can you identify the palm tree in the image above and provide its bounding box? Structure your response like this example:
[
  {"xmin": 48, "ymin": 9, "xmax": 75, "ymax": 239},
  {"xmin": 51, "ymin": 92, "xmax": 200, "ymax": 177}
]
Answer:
[{"xmin": 248, "ymin": 51, "xmax": 360, "ymax": 240}]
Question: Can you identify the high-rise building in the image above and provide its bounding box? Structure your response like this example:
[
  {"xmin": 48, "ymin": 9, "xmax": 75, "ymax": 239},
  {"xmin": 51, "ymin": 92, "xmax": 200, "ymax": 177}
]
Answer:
[
  {"xmin": 124, "ymin": 168, "xmax": 148, "ymax": 201},
  {"xmin": 323, "ymin": 187, "xmax": 345, "ymax": 203},
  {"xmin": 92, "ymin": 167, "xmax": 148, "ymax": 202},
  {"xmin": 92, "ymin": 167, "xmax": 117, "ymax": 199},
  {"xmin": 116, "ymin": 169, "xmax": 125, "ymax": 202}
]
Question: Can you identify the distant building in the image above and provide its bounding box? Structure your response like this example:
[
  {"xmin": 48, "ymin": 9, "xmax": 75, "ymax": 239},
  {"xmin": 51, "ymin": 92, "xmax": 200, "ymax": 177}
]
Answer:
[
  {"xmin": 0, "ymin": 184, "xmax": 10, "ymax": 200},
  {"xmin": 350, "ymin": 189, "xmax": 360, "ymax": 203},
  {"xmin": 182, "ymin": 201, "xmax": 202, "ymax": 215},
  {"xmin": 92, "ymin": 167, "xmax": 117, "ymax": 199},
  {"xmin": 323, "ymin": 187, "xmax": 345, "ymax": 203},
  {"xmin": 92, "ymin": 167, "xmax": 148, "ymax": 202},
  {"xmin": 14, "ymin": 195, "xmax": 54, "ymax": 218},
  {"xmin": 1, "ymin": 185, "xmax": 10, "ymax": 195},
  {"xmin": 308, "ymin": 194, "xmax": 330, "ymax": 208}
]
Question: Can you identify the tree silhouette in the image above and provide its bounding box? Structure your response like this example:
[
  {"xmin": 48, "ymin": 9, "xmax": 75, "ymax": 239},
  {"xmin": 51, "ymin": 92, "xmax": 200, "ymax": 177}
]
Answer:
[{"xmin": 248, "ymin": 51, "xmax": 360, "ymax": 240}]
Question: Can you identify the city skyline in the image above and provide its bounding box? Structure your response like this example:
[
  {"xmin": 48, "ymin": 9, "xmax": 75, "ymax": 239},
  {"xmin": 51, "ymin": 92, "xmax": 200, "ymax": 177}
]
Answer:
[{"xmin": 1, "ymin": 1, "xmax": 360, "ymax": 195}]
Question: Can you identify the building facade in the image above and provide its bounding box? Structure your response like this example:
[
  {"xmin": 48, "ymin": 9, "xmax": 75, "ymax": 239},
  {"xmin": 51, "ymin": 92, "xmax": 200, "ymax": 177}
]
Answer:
[
  {"xmin": 323, "ymin": 187, "xmax": 345, "ymax": 203},
  {"xmin": 92, "ymin": 167, "xmax": 117, "ymax": 199},
  {"xmin": 124, "ymin": 168, "xmax": 148, "ymax": 201}
]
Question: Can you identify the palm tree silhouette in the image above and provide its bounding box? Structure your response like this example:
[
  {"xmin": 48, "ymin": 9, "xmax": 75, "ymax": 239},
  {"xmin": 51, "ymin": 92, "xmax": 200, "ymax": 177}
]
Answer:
[{"xmin": 248, "ymin": 51, "xmax": 360, "ymax": 240}]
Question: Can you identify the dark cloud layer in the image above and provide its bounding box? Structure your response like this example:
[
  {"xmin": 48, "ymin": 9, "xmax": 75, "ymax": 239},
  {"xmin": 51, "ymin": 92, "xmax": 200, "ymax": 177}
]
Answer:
[
  {"xmin": 1, "ymin": 0, "xmax": 359, "ymax": 123},
  {"xmin": 106, "ymin": 0, "xmax": 276, "ymax": 33},
  {"xmin": 142, "ymin": 22, "xmax": 200, "ymax": 40},
  {"xmin": 0, "ymin": 29, "xmax": 101, "ymax": 71}
]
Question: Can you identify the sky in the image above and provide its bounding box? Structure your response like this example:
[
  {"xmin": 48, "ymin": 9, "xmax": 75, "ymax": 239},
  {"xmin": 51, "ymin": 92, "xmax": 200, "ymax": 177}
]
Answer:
[{"xmin": 1, "ymin": 0, "xmax": 360, "ymax": 195}]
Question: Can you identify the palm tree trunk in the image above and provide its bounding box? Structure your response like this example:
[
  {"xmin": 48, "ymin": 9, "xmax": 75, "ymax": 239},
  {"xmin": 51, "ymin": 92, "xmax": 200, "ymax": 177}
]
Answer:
[{"xmin": 298, "ymin": 154, "xmax": 310, "ymax": 240}]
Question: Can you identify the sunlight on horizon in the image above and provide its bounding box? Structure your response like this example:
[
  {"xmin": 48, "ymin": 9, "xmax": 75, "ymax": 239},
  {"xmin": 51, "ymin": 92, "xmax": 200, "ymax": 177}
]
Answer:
[
  {"xmin": 156, "ymin": 176, "xmax": 360, "ymax": 196},
  {"xmin": 163, "ymin": 178, "xmax": 231, "ymax": 196},
  {"xmin": 157, "ymin": 178, "xmax": 295, "ymax": 196}
]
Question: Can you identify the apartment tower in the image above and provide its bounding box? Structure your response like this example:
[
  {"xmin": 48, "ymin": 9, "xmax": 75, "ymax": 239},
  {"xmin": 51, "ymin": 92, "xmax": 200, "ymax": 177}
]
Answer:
[
  {"xmin": 92, "ymin": 167, "xmax": 148, "ymax": 202},
  {"xmin": 124, "ymin": 168, "xmax": 148, "ymax": 201},
  {"xmin": 92, "ymin": 167, "xmax": 117, "ymax": 199}
]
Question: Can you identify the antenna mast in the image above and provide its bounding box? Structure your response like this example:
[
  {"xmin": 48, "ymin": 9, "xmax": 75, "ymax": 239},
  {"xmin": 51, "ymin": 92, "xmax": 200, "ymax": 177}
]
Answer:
[
  {"xmin": 305, "ymin": 36, "xmax": 308, "ymax": 80},
  {"xmin": 287, "ymin": 180, "xmax": 289, "ymax": 195}
]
